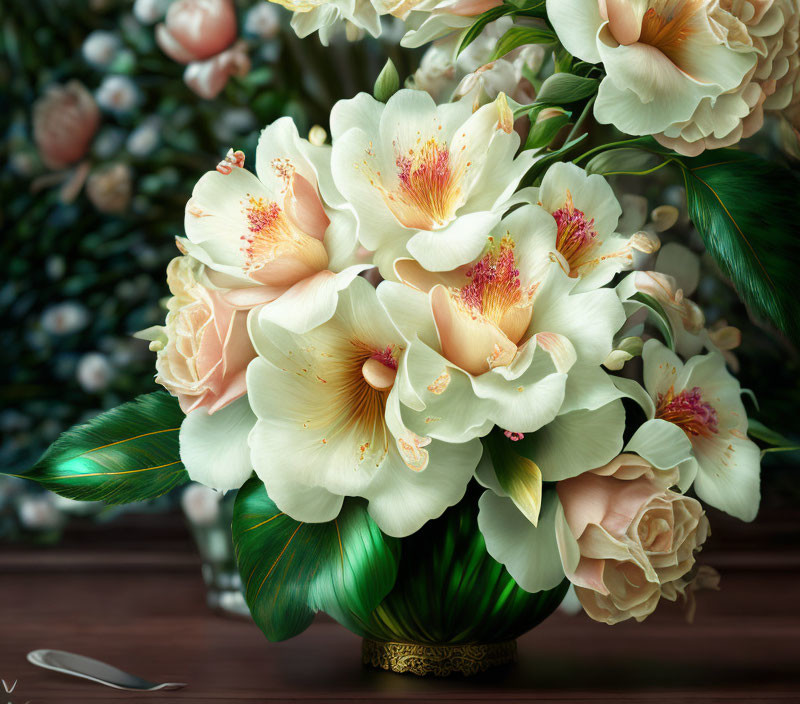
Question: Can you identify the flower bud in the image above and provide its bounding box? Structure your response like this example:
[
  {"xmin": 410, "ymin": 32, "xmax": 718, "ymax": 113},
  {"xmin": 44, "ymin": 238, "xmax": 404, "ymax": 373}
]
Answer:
[
  {"xmin": 33, "ymin": 81, "xmax": 100, "ymax": 170},
  {"xmin": 183, "ymin": 41, "xmax": 250, "ymax": 100},
  {"xmin": 156, "ymin": 0, "xmax": 237, "ymax": 64}
]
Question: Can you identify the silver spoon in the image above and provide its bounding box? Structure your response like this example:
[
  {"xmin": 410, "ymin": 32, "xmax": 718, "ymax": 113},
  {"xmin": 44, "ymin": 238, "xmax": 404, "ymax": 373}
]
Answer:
[{"xmin": 27, "ymin": 649, "xmax": 186, "ymax": 692}]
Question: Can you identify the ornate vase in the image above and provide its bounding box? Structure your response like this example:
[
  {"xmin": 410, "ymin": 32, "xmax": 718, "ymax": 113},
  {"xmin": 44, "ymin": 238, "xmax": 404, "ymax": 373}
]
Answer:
[{"xmin": 334, "ymin": 484, "xmax": 568, "ymax": 676}]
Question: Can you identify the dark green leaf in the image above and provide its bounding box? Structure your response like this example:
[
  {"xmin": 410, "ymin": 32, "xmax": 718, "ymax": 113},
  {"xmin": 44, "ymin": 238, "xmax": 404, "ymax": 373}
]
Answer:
[
  {"xmin": 15, "ymin": 392, "xmax": 188, "ymax": 503},
  {"xmin": 525, "ymin": 108, "xmax": 570, "ymax": 150},
  {"xmin": 677, "ymin": 150, "xmax": 800, "ymax": 340},
  {"xmin": 630, "ymin": 292, "xmax": 676, "ymax": 351},
  {"xmin": 373, "ymin": 59, "xmax": 400, "ymax": 103},
  {"xmin": 747, "ymin": 418, "xmax": 792, "ymax": 446},
  {"xmin": 526, "ymin": 133, "xmax": 588, "ymax": 181},
  {"xmin": 490, "ymin": 25, "xmax": 556, "ymax": 61},
  {"xmin": 457, "ymin": 5, "xmax": 514, "ymax": 55},
  {"xmin": 536, "ymin": 73, "xmax": 599, "ymax": 104},
  {"xmin": 232, "ymin": 478, "xmax": 400, "ymax": 642}
]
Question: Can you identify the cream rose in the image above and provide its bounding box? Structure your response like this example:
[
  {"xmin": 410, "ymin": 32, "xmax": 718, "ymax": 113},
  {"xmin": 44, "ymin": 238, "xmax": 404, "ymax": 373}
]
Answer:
[
  {"xmin": 137, "ymin": 255, "xmax": 255, "ymax": 414},
  {"xmin": 556, "ymin": 454, "xmax": 710, "ymax": 624}
]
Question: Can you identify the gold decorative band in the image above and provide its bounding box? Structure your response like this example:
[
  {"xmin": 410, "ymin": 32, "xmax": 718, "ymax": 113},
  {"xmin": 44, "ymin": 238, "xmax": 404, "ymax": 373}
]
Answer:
[{"xmin": 361, "ymin": 639, "xmax": 517, "ymax": 677}]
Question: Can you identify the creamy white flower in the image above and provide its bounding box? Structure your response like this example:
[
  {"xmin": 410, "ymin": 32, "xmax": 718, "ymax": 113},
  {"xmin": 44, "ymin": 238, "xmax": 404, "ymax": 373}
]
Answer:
[
  {"xmin": 628, "ymin": 339, "xmax": 761, "ymax": 521},
  {"xmin": 269, "ymin": 0, "xmax": 383, "ymax": 45},
  {"xmin": 95, "ymin": 75, "xmax": 141, "ymax": 114},
  {"xmin": 397, "ymin": 0, "xmax": 504, "ymax": 48},
  {"xmin": 182, "ymin": 117, "xmax": 365, "ymax": 334},
  {"xmin": 246, "ymin": 276, "xmax": 482, "ymax": 537},
  {"xmin": 523, "ymin": 162, "xmax": 660, "ymax": 293},
  {"xmin": 547, "ymin": 0, "xmax": 757, "ymax": 152},
  {"xmin": 656, "ymin": 0, "xmax": 800, "ymax": 155},
  {"xmin": 82, "ymin": 30, "xmax": 121, "ymax": 68},
  {"xmin": 329, "ymin": 89, "xmax": 534, "ymax": 276},
  {"xmin": 379, "ymin": 202, "xmax": 627, "ymax": 445}
]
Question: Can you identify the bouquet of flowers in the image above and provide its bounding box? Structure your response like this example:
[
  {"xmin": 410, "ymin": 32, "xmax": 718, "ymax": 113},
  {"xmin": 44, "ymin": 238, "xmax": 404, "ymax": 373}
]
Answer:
[{"xmin": 12, "ymin": 0, "xmax": 800, "ymax": 677}]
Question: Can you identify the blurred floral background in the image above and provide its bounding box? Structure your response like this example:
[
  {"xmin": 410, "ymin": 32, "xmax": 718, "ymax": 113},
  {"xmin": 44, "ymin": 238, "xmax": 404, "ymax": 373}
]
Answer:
[{"xmin": 1, "ymin": 0, "xmax": 798, "ymax": 545}]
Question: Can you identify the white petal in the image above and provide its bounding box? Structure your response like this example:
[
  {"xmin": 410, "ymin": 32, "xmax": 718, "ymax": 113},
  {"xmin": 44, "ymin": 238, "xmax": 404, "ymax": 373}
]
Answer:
[
  {"xmin": 478, "ymin": 489, "xmax": 566, "ymax": 593},
  {"xmin": 545, "ymin": 0, "xmax": 603, "ymax": 63},
  {"xmin": 624, "ymin": 418, "xmax": 693, "ymax": 469},
  {"xmin": 179, "ymin": 396, "xmax": 256, "ymax": 491}
]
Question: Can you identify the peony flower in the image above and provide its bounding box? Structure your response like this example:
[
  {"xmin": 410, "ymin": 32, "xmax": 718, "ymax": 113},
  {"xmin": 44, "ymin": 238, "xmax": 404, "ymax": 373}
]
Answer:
[
  {"xmin": 269, "ymin": 0, "xmax": 383, "ymax": 45},
  {"xmin": 247, "ymin": 276, "xmax": 482, "ymax": 537},
  {"xmin": 378, "ymin": 202, "xmax": 627, "ymax": 443},
  {"xmin": 527, "ymin": 162, "xmax": 660, "ymax": 292},
  {"xmin": 181, "ymin": 117, "xmax": 365, "ymax": 334},
  {"xmin": 546, "ymin": 0, "xmax": 757, "ymax": 154},
  {"xmin": 136, "ymin": 255, "xmax": 256, "ymax": 416},
  {"xmin": 155, "ymin": 0, "xmax": 237, "ymax": 63},
  {"xmin": 655, "ymin": 0, "xmax": 800, "ymax": 155},
  {"xmin": 328, "ymin": 90, "xmax": 534, "ymax": 276},
  {"xmin": 33, "ymin": 81, "xmax": 100, "ymax": 170},
  {"xmin": 555, "ymin": 455, "xmax": 710, "ymax": 624},
  {"xmin": 629, "ymin": 339, "xmax": 761, "ymax": 521}
]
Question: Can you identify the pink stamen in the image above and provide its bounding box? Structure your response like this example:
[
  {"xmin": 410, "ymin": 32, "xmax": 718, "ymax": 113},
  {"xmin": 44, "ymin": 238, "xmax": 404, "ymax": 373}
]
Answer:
[
  {"xmin": 460, "ymin": 235, "xmax": 523, "ymax": 320},
  {"xmin": 552, "ymin": 191, "xmax": 598, "ymax": 274},
  {"xmin": 656, "ymin": 386, "xmax": 718, "ymax": 438},
  {"xmin": 503, "ymin": 430, "xmax": 525, "ymax": 441},
  {"xmin": 370, "ymin": 345, "xmax": 398, "ymax": 370}
]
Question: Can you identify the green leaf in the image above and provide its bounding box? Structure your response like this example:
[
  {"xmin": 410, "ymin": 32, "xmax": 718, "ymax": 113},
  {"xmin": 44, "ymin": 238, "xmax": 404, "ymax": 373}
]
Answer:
[
  {"xmin": 629, "ymin": 292, "xmax": 676, "ymax": 351},
  {"xmin": 457, "ymin": 4, "xmax": 514, "ymax": 55},
  {"xmin": 373, "ymin": 59, "xmax": 400, "ymax": 103},
  {"xmin": 536, "ymin": 73, "xmax": 599, "ymax": 104},
  {"xmin": 747, "ymin": 418, "xmax": 792, "ymax": 446},
  {"xmin": 525, "ymin": 108, "xmax": 570, "ymax": 150},
  {"xmin": 676, "ymin": 150, "xmax": 800, "ymax": 340},
  {"xmin": 485, "ymin": 432, "xmax": 543, "ymax": 526},
  {"xmin": 586, "ymin": 147, "xmax": 664, "ymax": 176},
  {"xmin": 232, "ymin": 478, "xmax": 400, "ymax": 642},
  {"xmin": 490, "ymin": 25, "xmax": 556, "ymax": 61},
  {"xmin": 526, "ymin": 133, "xmax": 589, "ymax": 181},
  {"xmin": 13, "ymin": 392, "xmax": 188, "ymax": 503}
]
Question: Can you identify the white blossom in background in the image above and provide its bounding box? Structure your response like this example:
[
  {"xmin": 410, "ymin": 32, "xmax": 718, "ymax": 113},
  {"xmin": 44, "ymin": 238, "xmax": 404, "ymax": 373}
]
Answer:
[
  {"xmin": 244, "ymin": 2, "xmax": 282, "ymax": 39},
  {"xmin": 127, "ymin": 116, "xmax": 162, "ymax": 157},
  {"xmin": 133, "ymin": 0, "xmax": 171, "ymax": 24},
  {"xmin": 76, "ymin": 352, "xmax": 115, "ymax": 393},
  {"xmin": 181, "ymin": 484, "xmax": 222, "ymax": 525},
  {"xmin": 82, "ymin": 30, "xmax": 121, "ymax": 69},
  {"xmin": 18, "ymin": 495, "xmax": 63, "ymax": 531},
  {"xmin": 41, "ymin": 302, "xmax": 91, "ymax": 335},
  {"xmin": 95, "ymin": 75, "xmax": 141, "ymax": 114}
]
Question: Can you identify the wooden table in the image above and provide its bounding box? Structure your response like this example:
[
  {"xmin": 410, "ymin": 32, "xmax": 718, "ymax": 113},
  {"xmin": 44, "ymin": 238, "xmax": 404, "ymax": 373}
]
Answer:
[{"xmin": 2, "ymin": 510, "xmax": 799, "ymax": 703}]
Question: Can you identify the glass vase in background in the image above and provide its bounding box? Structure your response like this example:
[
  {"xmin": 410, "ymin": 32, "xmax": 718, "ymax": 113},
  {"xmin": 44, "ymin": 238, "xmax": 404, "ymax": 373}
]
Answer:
[{"xmin": 181, "ymin": 484, "xmax": 250, "ymax": 618}]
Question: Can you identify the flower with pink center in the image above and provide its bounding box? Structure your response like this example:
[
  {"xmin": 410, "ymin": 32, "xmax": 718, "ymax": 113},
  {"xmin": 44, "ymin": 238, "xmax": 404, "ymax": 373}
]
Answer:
[
  {"xmin": 329, "ymin": 89, "xmax": 534, "ymax": 277},
  {"xmin": 531, "ymin": 163, "xmax": 660, "ymax": 292},
  {"xmin": 181, "ymin": 117, "xmax": 366, "ymax": 335},
  {"xmin": 378, "ymin": 202, "xmax": 627, "ymax": 444},
  {"xmin": 626, "ymin": 339, "xmax": 761, "ymax": 522}
]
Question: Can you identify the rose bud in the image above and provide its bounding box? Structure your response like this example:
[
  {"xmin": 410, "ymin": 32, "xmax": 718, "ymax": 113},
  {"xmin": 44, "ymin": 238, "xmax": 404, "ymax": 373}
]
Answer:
[{"xmin": 155, "ymin": 0, "xmax": 237, "ymax": 64}]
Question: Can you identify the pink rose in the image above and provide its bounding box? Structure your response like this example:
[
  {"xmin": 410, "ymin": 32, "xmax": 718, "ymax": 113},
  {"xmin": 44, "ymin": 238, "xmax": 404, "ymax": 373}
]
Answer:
[
  {"xmin": 556, "ymin": 454, "xmax": 710, "ymax": 624},
  {"xmin": 137, "ymin": 256, "xmax": 256, "ymax": 414},
  {"xmin": 33, "ymin": 81, "xmax": 100, "ymax": 170}
]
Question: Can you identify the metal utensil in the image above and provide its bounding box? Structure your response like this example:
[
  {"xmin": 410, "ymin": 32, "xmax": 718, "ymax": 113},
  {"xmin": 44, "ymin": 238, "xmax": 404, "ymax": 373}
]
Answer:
[{"xmin": 27, "ymin": 649, "xmax": 186, "ymax": 692}]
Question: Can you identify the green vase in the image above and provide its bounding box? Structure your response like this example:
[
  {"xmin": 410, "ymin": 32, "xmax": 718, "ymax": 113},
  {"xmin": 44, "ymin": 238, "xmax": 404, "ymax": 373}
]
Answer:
[{"xmin": 334, "ymin": 484, "xmax": 568, "ymax": 676}]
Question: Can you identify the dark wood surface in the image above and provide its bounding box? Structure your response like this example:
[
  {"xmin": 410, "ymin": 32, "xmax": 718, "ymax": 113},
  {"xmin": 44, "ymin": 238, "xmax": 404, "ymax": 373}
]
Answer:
[{"xmin": 1, "ymin": 510, "xmax": 799, "ymax": 703}]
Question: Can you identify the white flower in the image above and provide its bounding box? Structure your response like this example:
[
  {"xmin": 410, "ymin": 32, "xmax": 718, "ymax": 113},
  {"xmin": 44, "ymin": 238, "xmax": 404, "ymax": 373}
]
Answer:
[
  {"xmin": 525, "ymin": 162, "xmax": 660, "ymax": 292},
  {"xmin": 41, "ymin": 302, "xmax": 90, "ymax": 335},
  {"xmin": 244, "ymin": 2, "xmax": 282, "ymax": 39},
  {"xmin": 127, "ymin": 116, "xmax": 161, "ymax": 157},
  {"xmin": 329, "ymin": 89, "xmax": 534, "ymax": 276},
  {"xmin": 133, "ymin": 0, "xmax": 171, "ymax": 24},
  {"xmin": 182, "ymin": 117, "xmax": 365, "ymax": 334},
  {"xmin": 397, "ymin": 0, "xmax": 505, "ymax": 48},
  {"xmin": 95, "ymin": 75, "xmax": 141, "ymax": 114},
  {"xmin": 378, "ymin": 202, "xmax": 627, "ymax": 444},
  {"xmin": 181, "ymin": 483, "xmax": 222, "ymax": 525},
  {"xmin": 246, "ymin": 276, "xmax": 482, "ymax": 537},
  {"xmin": 656, "ymin": 0, "xmax": 800, "ymax": 155},
  {"xmin": 270, "ymin": 0, "xmax": 382, "ymax": 45},
  {"xmin": 76, "ymin": 352, "xmax": 114, "ymax": 393},
  {"xmin": 82, "ymin": 30, "xmax": 121, "ymax": 68},
  {"xmin": 631, "ymin": 339, "xmax": 761, "ymax": 521},
  {"xmin": 546, "ymin": 0, "xmax": 757, "ymax": 153}
]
